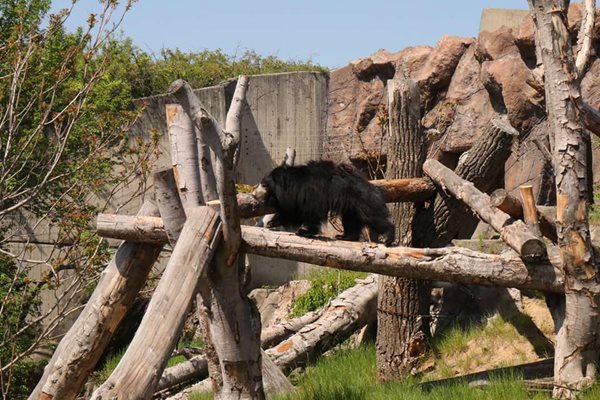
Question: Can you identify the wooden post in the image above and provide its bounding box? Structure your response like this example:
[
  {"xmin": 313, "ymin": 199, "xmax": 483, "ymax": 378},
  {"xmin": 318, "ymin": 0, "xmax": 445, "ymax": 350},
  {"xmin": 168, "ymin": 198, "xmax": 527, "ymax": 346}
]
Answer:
[
  {"xmin": 29, "ymin": 202, "xmax": 164, "ymax": 400},
  {"xmin": 529, "ymin": 1, "xmax": 600, "ymax": 396},
  {"xmin": 520, "ymin": 185, "xmax": 542, "ymax": 238},
  {"xmin": 91, "ymin": 207, "xmax": 222, "ymax": 400},
  {"xmin": 424, "ymin": 159, "xmax": 546, "ymax": 260},
  {"xmin": 377, "ymin": 78, "xmax": 430, "ymax": 381}
]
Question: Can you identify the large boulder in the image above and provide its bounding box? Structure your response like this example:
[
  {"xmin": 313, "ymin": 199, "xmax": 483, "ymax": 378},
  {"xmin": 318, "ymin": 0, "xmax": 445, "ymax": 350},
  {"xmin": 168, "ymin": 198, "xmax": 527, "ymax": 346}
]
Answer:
[
  {"xmin": 477, "ymin": 27, "xmax": 545, "ymax": 133},
  {"xmin": 324, "ymin": 46, "xmax": 432, "ymax": 162},
  {"xmin": 423, "ymin": 44, "xmax": 499, "ymax": 152}
]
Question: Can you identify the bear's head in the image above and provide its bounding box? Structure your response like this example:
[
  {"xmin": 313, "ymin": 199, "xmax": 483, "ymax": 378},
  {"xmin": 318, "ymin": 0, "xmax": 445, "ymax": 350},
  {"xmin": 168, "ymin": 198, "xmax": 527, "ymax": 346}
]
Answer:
[{"xmin": 252, "ymin": 164, "xmax": 290, "ymax": 208}]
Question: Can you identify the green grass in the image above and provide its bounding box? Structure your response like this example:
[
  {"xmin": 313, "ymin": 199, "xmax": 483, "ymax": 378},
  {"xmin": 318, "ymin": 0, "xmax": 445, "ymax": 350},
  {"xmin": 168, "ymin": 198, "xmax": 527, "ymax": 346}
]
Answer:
[
  {"xmin": 269, "ymin": 344, "xmax": 549, "ymax": 400},
  {"xmin": 290, "ymin": 269, "xmax": 367, "ymax": 318}
]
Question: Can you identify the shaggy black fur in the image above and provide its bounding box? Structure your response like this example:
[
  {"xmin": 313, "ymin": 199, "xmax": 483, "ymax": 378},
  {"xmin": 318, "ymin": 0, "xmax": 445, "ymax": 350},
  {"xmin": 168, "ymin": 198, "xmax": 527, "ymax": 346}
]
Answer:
[{"xmin": 254, "ymin": 160, "xmax": 395, "ymax": 246}]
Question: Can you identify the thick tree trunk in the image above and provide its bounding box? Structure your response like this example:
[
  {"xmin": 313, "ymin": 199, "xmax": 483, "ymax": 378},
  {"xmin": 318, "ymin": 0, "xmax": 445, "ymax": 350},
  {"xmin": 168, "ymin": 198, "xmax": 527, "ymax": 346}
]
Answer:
[
  {"xmin": 424, "ymin": 159, "xmax": 547, "ymax": 260},
  {"xmin": 430, "ymin": 118, "xmax": 519, "ymax": 245},
  {"xmin": 377, "ymin": 79, "xmax": 430, "ymax": 381},
  {"xmin": 529, "ymin": 1, "xmax": 600, "ymax": 397},
  {"xmin": 29, "ymin": 202, "xmax": 163, "ymax": 400},
  {"xmin": 267, "ymin": 275, "xmax": 379, "ymax": 369},
  {"xmin": 95, "ymin": 220, "xmax": 566, "ymax": 292},
  {"xmin": 91, "ymin": 207, "xmax": 221, "ymax": 400}
]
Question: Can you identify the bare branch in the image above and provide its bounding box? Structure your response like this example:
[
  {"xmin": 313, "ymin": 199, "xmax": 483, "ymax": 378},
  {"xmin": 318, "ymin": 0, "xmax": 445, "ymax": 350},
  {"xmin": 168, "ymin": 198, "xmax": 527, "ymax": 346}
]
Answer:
[{"xmin": 575, "ymin": 0, "xmax": 596, "ymax": 77}]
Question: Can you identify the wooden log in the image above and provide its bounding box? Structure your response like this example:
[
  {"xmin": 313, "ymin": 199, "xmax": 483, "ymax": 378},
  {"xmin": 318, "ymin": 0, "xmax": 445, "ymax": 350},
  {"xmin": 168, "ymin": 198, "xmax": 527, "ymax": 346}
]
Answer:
[
  {"xmin": 261, "ymin": 308, "xmax": 324, "ymax": 349},
  {"xmin": 267, "ymin": 275, "xmax": 379, "ymax": 369},
  {"xmin": 520, "ymin": 185, "xmax": 542, "ymax": 238},
  {"xmin": 377, "ymin": 78, "xmax": 430, "ymax": 381},
  {"xmin": 157, "ymin": 355, "xmax": 208, "ymax": 391},
  {"xmin": 29, "ymin": 202, "xmax": 164, "ymax": 400},
  {"xmin": 429, "ymin": 117, "xmax": 519, "ymax": 246},
  {"xmin": 166, "ymin": 104, "xmax": 204, "ymax": 209},
  {"xmin": 95, "ymin": 218, "xmax": 565, "ymax": 292},
  {"xmin": 529, "ymin": 1, "xmax": 600, "ymax": 396},
  {"xmin": 490, "ymin": 189, "xmax": 523, "ymax": 219},
  {"xmin": 424, "ymin": 159, "xmax": 546, "ymax": 260},
  {"xmin": 373, "ymin": 178, "xmax": 435, "ymax": 203},
  {"xmin": 575, "ymin": 0, "xmax": 595, "ymax": 77},
  {"xmin": 170, "ymin": 77, "xmax": 267, "ymax": 399},
  {"xmin": 489, "ymin": 189, "xmax": 558, "ymax": 243},
  {"xmin": 240, "ymin": 226, "xmax": 562, "ymax": 292},
  {"xmin": 91, "ymin": 207, "xmax": 222, "ymax": 400},
  {"xmin": 154, "ymin": 168, "xmax": 187, "ymax": 244}
]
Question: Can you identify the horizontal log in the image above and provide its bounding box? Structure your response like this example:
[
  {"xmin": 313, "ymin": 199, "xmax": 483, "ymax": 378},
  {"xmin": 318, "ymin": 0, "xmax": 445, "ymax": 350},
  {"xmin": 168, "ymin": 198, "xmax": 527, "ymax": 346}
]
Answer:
[
  {"xmin": 424, "ymin": 159, "xmax": 546, "ymax": 259},
  {"xmin": 95, "ymin": 214, "xmax": 564, "ymax": 292}
]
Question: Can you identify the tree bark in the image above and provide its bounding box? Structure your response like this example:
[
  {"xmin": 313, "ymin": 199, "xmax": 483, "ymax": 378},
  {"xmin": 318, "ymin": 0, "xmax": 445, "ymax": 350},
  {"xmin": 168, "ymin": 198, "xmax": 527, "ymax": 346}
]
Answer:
[
  {"xmin": 490, "ymin": 188, "xmax": 558, "ymax": 243},
  {"xmin": 529, "ymin": 1, "xmax": 600, "ymax": 396},
  {"xmin": 429, "ymin": 118, "xmax": 519, "ymax": 245},
  {"xmin": 377, "ymin": 78, "xmax": 430, "ymax": 381},
  {"xmin": 29, "ymin": 201, "xmax": 164, "ymax": 400},
  {"xmin": 95, "ymin": 220, "xmax": 566, "ymax": 293},
  {"xmin": 91, "ymin": 207, "xmax": 221, "ymax": 400},
  {"xmin": 424, "ymin": 159, "xmax": 547, "ymax": 260},
  {"xmin": 170, "ymin": 77, "xmax": 267, "ymax": 399},
  {"xmin": 266, "ymin": 275, "xmax": 379, "ymax": 369},
  {"xmin": 166, "ymin": 104, "xmax": 205, "ymax": 209}
]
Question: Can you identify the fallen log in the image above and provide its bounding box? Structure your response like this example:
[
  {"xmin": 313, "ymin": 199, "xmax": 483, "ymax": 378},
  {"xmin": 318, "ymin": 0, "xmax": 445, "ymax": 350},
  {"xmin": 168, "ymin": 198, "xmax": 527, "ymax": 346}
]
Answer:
[
  {"xmin": 266, "ymin": 275, "xmax": 379, "ymax": 369},
  {"xmin": 423, "ymin": 159, "xmax": 546, "ymax": 260},
  {"xmin": 261, "ymin": 308, "xmax": 324, "ymax": 349},
  {"xmin": 157, "ymin": 354, "xmax": 208, "ymax": 392},
  {"xmin": 95, "ymin": 216, "xmax": 564, "ymax": 293}
]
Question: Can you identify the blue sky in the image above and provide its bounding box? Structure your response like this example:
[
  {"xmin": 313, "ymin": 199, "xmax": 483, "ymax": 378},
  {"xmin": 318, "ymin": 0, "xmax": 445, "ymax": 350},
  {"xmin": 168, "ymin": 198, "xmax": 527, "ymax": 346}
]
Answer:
[{"xmin": 52, "ymin": 0, "xmax": 530, "ymax": 69}]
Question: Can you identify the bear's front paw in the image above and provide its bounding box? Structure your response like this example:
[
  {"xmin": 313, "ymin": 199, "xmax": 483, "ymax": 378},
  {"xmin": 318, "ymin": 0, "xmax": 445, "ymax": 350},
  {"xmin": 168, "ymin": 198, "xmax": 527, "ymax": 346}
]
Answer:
[{"xmin": 297, "ymin": 228, "xmax": 317, "ymax": 238}]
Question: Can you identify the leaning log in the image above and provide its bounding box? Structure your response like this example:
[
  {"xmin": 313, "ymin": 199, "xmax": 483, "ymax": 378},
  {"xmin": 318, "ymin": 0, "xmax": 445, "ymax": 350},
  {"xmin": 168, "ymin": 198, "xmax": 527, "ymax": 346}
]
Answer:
[
  {"xmin": 91, "ymin": 207, "xmax": 221, "ymax": 400},
  {"xmin": 95, "ymin": 217, "xmax": 565, "ymax": 292},
  {"xmin": 423, "ymin": 159, "xmax": 546, "ymax": 260},
  {"xmin": 29, "ymin": 202, "xmax": 164, "ymax": 400}
]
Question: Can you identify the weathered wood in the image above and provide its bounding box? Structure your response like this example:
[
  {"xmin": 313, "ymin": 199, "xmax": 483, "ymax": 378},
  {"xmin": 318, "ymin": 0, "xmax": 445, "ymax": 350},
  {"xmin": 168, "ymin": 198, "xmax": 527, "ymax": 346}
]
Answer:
[
  {"xmin": 166, "ymin": 104, "xmax": 204, "ymax": 209},
  {"xmin": 29, "ymin": 202, "xmax": 164, "ymax": 400},
  {"xmin": 490, "ymin": 188, "xmax": 523, "ymax": 219},
  {"xmin": 424, "ymin": 159, "xmax": 546, "ymax": 259},
  {"xmin": 373, "ymin": 178, "xmax": 436, "ymax": 203},
  {"xmin": 91, "ymin": 207, "xmax": 221, "ymax": 400},
  {"xmin": 241, "ymin": 226, "xmax": 563, "ymax": 292},
  {"xmin": 94, "ymin": 218, "xmax": 565, "ymax": 292},
  {"xmin": 157, "ymin": 354, "xmax": 209, "ymax": 391},
  {"xmin": 154, "ymin": 168, "xmax": 187, "ymax": 244},
  {"xmin": 95, "ymin": 212, "xmax": 167, "ymax": 244},
  {"xmin": 489, "ymin": 189, "xmax": 558, "ymax": 243},
  {"xmin": 429, "ymin": 117, "xmax": 519, "ymax": 246},
  {"xmin": 520, "ymin": 185, "xmax": 543, "ymax": 238},
  {"xmin": 261, "ymin": 308, "xmax": 324, "ymax": 349},
  {"xmin": 377, "ymin": 78, "xmax": 430, "ymax": 381},
  {"xmin": 575, "ymin": 0, "xmax": 595, "ymax": 77},
  {"xmin": 267, "ymin": 275, "xmax": 379, "ymax": 369},
  {"xmin": 170, "ymin": 77, "xmax": 267, "ymax": 399},
  {"xmin": 529, "ymin": 0, "xmax": 600, "ymax": 396}
]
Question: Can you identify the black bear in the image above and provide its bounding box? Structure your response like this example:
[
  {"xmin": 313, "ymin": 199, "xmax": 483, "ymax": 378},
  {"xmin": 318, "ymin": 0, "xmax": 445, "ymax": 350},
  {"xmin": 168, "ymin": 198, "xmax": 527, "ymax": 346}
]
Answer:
[{"xmin": 253, "ymin": 160, "xmax": 395, "ymax": 246}]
